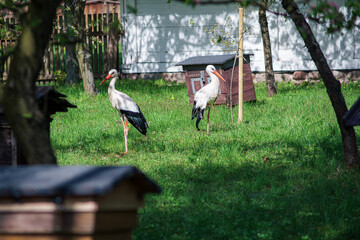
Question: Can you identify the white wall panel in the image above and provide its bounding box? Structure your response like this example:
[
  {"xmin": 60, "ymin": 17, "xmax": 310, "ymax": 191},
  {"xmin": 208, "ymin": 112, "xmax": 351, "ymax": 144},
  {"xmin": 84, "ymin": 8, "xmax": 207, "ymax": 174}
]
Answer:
[{"xmin": 121, "ymin": 0, "xmax": 360, "ymax": 73}]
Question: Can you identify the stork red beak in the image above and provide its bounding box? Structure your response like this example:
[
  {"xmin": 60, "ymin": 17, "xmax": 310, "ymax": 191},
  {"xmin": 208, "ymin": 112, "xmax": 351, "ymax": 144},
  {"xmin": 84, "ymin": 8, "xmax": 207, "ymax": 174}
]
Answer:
[
  {"xmin": 213, "ymin": 70, "xmax": 226, "ymax": 82},
  {"xmin": 100, "ymin": 74, "xmax": 112, "ymax": 85}
]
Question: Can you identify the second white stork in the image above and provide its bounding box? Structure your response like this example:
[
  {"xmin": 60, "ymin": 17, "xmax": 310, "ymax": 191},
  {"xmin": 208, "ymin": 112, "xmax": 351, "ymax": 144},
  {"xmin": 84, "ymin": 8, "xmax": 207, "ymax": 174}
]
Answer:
[
  {"xmin": 100, "ymin": 69, "xmax": 148, "ymax": 154},
  {"xmin": 191, "ymin": 65, "xmax": 226, "ymax": 134}
]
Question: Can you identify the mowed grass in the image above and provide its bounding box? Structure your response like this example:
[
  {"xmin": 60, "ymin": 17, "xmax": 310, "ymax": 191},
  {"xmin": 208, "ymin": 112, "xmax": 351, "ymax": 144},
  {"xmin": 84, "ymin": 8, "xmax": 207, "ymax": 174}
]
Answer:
[{"xmin": 51, "ymin": 79, "xmax": 360, "ymax": 240}]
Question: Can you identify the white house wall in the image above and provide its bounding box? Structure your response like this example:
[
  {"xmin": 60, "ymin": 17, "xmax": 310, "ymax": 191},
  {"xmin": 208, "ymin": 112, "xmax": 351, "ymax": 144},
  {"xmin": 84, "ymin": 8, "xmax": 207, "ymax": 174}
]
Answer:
[{"xmin": 120, "ymin": 0, "xmax": 360, "ymax": 74}]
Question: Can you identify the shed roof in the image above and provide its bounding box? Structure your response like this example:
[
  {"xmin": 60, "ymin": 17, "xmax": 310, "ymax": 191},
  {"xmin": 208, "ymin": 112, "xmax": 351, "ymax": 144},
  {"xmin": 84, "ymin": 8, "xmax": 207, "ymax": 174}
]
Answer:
[
  {"xmin": 176, "ymin": 54, "xmax": 235, "ymax": 66},
  {"xmin": 0, "ymin": 166, "xmax": 161, "ymax": 198},
  {"xmin": 176, "ymin": 53, "xmax": 253, "ymax": 67}
]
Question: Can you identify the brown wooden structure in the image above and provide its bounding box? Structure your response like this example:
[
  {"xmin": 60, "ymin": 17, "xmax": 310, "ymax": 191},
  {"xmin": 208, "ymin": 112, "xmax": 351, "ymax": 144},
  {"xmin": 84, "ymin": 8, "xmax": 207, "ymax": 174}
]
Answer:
[
  {"xmin": 176, "ymin": 54, "xmax": 256, "ymax": 106},
  {"xmin": 0, "ymin": 165, "xmax": 161, "ymax": 240},
  {"xmin": 0, "ymin": 86, "xmax": 76, "ymax": 165},
  {"xmin": 0, "ymin": 0, "xmax": 122, "ymax": 82}
]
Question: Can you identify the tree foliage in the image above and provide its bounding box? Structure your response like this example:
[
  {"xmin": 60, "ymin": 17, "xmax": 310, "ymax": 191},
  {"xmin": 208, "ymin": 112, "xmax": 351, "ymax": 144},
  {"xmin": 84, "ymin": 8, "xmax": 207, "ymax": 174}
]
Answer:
[
  {"xmin": 309, "ymin": 0, "xmax": 360, "ymax": 33},
  {"xmin": 178, "ymin": 0, "xmax": 360, "ymax": 33}
]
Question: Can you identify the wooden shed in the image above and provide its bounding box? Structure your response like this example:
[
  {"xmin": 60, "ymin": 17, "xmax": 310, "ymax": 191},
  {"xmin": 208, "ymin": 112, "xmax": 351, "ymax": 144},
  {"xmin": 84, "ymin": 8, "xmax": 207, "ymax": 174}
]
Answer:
[
  {"xmin": 0, "ymin": 86, "xmax": 76, "ymax": 165},
  {"xmin": 0, "ymin": 165, "xmax": 161, "ymax": 240},
  {"xmin": 176, "ymin": 54, "xmax": 256, "ymax": 106}
]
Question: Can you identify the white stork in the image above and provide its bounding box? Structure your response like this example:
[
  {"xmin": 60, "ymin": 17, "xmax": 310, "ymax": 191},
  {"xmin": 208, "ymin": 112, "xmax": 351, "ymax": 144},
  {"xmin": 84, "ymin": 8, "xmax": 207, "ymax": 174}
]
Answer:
[
  {"xmin": 191, "ymin": 65, "xmax": 226, "ymax": 134},
  {"xmin": 100, "ymin": 69, "xmax": 148, "ymax": 154}
]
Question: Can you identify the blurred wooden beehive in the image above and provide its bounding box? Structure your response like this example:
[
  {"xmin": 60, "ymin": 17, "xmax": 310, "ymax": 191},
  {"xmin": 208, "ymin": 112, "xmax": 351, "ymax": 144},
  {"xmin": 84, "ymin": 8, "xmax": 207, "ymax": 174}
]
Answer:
[
  {"xmin": 0, "ymin": 165, "xmax": 161, "ymax": 240},
  {"xmin": 0, "ymin": 86, "xmax": 76, "ymax": 165},
  {"xmin": 176, "ymin": 54, "xmax": 256, "ymax": 106}
]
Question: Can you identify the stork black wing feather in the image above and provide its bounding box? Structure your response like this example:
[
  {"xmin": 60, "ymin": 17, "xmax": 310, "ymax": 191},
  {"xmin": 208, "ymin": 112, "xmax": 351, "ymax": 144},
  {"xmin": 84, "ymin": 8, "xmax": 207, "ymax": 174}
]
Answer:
[
  {"xmin": 120, "ymin": 106, "xmax": 148, "ymax": 135},
  {"xmin": 191, "ymin": 100, "xmax": 204, "ymax": 131}
]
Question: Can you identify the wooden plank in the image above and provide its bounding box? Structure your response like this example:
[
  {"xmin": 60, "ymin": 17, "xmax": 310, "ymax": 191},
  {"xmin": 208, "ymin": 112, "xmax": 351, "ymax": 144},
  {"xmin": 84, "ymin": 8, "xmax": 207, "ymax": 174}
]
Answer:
[
  {"xmin": 5, "ymin": 39, "xmax": 11, "ymax": 73},
  {"xmin": 98, "ymin": 14, "xmax": 102, "ymax": 33},
  {"xmin": 102, "ymin": 34, "xmax": 107, "ymax": 72},
  {"xmin": 0, "ymin": 181, "xmax": 145, "ymax": 213},
  {"xmin": 0, "ymin": 40, "xmax": 4, "ymax": 77},
  {"xmin": 0, "ymin": 211, "xmax": 137, "ymax": 234},
  {"xmin": 44, "ymin": 45, "xmax": 51, "ymax": 77},
  {"xmin": 0, "ymin": 231, "xmax": 132, "ymax": 240},
  {"xmin": 54, "ymin": 44, "xmax": 60, "ymax": 72},
  {"xmin": 97, "ymin": 181, "xmax": 145, "ymax": 210},
  {"xmin": 93, "ymin": 42, "xmax": 99, "ymax": 74},
  {"xmin": 100, "ymin": 12, "xmax": 106, "ymax": 73},
  {"xmin": 87, "ymin": 14, "xmax": 92, "ymax": 32},
  {"xmin": 48, "ymin": 42, "xmax": 54, "ymax": 74},
  {"xmin": 51, "ymin": 45, "xmax": 56, "ymax": 73},
  {"xmin": 0, "ymin": 199, "xmax": 98, "ymax": 212}
]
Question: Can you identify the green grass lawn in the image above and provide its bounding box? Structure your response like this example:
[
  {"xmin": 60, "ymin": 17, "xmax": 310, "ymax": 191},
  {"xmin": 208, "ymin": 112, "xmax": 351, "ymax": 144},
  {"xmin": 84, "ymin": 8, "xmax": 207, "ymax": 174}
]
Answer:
[{"xmin": 52, "ymin": 79, "xmax": 360, "ymax": 240}]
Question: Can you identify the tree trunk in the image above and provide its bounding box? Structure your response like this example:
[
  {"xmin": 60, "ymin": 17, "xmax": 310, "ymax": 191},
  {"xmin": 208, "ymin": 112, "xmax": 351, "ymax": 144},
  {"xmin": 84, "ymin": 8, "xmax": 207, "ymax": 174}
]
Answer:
[
  {"xmin": 76, "ymin": 43, "xmax": 98, "ymax": 95},
  {"xmin": 281, "ymin": 0, "xmax": 359, "ymax": 169},
  {"xmin": 259, "ymin": 0, "xmax": 277, "ymax": 97},
  {"xmin": 0, "ymin": 0, "xmax": 61, "ymax": 164},
  {"xmin": 64, "ymin": 0, "xmax": 80, "ymax": 85},
  {"xmin": 65, "ymin": 43, "xmax": 80, "ymax": 85},
  {"xmin": 73, "ymin": 0, "xmax": 98, "ymax": 96}
]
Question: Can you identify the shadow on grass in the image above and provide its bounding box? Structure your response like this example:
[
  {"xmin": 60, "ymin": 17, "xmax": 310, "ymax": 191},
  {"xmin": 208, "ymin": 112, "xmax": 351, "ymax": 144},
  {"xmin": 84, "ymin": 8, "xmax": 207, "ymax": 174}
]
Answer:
[
  {"xmin": 97, "ymin": 78, "xmax": 186, "ymax": 96},
  {"xmin": 277, "ymin": 81, "xmax": 326, "ymax": 95},
  {"xmin": 131, "ymin": 131, "xmax": 360, "ymax": 240},
  {"xmin": 135, "ymin": 158, "xmax": 360, "ymax": 240}
]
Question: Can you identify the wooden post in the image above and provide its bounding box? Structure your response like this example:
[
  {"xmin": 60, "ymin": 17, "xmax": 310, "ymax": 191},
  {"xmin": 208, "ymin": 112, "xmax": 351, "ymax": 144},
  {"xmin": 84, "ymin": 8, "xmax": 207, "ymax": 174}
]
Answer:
[{"xmin": 238, "ymin": 8, "xmax": 244, "ymax": 124}]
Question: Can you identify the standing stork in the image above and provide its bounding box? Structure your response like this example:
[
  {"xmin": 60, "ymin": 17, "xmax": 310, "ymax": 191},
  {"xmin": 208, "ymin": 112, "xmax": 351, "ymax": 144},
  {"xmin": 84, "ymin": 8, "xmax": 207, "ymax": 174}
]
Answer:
[
  {"xmin": 100, "ymin": 69, "xmax": 148, "ymax": 154},
  {"xmin": 191, "ymin": 65, "xmax": 226, "ymax": 134}
]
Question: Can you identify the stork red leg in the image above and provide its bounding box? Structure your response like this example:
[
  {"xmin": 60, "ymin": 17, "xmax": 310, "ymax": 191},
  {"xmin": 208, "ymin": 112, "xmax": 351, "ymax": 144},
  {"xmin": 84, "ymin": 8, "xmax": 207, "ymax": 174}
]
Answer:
[
  {"xmin": 121, "ymin": 117, "xmax": 129, "ymax": 154},
  {"xmin": 207, "ymin": 106, "xmax": 211, "ymax": 134}
]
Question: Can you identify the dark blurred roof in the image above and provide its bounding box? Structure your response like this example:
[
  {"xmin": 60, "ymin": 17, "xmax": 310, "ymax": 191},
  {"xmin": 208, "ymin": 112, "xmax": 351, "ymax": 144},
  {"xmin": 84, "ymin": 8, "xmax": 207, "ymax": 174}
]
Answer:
[
  {"xmin": 36, "ymin": 86, "xmax": 77, "ymax": 115},
  {"xmin": 0, "ymin": 86, "xmax": 76, "ymax": 115},
  {"xmin": 176, "ymin": 53, "xmax": 253, "ymax": 66},
  {"xmin": 0, "ymin": 166, "xmax": 161, "ymax": 198},
  {"xmin": 344, "ymin": 96, "xmax": 360, "ymax": 127}
]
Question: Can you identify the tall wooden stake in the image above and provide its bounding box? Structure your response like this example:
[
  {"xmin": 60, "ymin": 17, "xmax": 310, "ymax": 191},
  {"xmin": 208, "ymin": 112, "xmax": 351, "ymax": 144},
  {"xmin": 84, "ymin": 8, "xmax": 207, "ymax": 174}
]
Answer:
[{"xmin": 238, "ymin": 8, "xmax": 244, "ymax": 124}]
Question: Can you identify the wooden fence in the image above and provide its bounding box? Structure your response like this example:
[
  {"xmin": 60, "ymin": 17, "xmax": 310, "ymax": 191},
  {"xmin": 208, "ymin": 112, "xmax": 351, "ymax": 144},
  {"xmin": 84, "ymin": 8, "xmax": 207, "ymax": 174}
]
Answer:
[{"xmin": 0, "ymin": 0, "xmax": 122, "ymax": 83}]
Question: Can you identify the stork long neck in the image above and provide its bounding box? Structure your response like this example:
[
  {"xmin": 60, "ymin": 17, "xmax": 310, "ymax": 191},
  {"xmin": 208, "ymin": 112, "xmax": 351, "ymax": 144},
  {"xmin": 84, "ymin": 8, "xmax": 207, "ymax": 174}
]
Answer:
[
  {"xmin": 108, "ymin": 76, "xmax": 118, "ymax": 93},
  {"xmin": 208, "ymin": 72, "xmax": 220, "ymax": 88}
]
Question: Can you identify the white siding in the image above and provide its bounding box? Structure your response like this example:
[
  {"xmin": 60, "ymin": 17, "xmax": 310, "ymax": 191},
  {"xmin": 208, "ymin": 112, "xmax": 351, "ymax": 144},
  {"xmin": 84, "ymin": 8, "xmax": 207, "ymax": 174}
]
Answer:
[{"xmin": 121, "ymin": 0, "xmax": 360, "ymax": 74}]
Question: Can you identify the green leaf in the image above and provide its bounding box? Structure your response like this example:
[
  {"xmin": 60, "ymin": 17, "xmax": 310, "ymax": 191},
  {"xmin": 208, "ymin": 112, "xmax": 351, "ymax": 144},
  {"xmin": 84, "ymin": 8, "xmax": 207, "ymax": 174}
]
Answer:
[
  {"xmin": 23, "ymin": 112, "xmax": 32, "ymax": 119},
  {"xmin": 126, "ymin": 5, "xmax": 137, "ymax": 14}
]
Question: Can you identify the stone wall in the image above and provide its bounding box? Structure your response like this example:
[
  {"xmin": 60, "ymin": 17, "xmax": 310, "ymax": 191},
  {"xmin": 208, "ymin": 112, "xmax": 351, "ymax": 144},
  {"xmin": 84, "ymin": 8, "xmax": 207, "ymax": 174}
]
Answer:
[
  {"xmin": 122, "ymin": 70, "xmax": 360, "ymax": 84},
  {"xmin": 121, "ymin": 72, "xmax": 186, "ymax": 83},
  {"xmin": 252, "ymin": 70, "xmax": 360, "ymax": 84}
]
